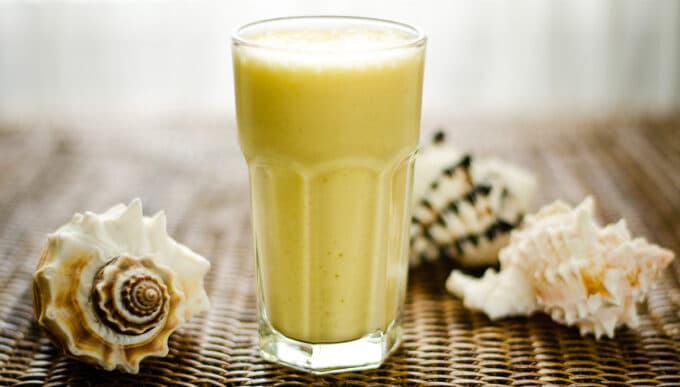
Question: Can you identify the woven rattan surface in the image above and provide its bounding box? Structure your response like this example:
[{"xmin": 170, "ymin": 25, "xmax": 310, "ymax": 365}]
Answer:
[{"xmin": 0, "ymin": 118, "xmax": 679, "ymax": 386}]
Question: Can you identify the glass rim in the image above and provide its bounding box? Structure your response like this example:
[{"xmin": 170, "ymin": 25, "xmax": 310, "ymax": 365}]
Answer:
[{"xmin": 231, "ymin": 15, "xmax": 426, "ymax": 53}]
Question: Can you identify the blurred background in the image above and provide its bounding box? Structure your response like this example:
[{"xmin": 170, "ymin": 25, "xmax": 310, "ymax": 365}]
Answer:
[{"xmin": 1, "ymin": 0, "xmax": 679, "ymax": 128}]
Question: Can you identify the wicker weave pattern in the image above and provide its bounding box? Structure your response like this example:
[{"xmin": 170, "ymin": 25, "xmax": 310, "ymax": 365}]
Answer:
[{"xmin": 0, "ymin": 119, "xmax": 678, "ymax": 386}]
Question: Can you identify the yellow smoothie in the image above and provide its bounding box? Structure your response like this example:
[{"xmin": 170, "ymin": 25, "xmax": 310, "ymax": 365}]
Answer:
[{"xmin": 234, "ymin": 24, "xmax": 425, "ymax": 343}]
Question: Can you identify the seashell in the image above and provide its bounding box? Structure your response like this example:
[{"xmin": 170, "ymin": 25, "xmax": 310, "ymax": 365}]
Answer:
[
  {"xmin": 32, "ymin": 199, "xmax": 211, "ymax": 373},
  {"xmin": 410, "ymin": 131, "xmax": 537, "ymax": 266},
  {"xmin": 447, "ymin": 197, "xmax": 675, "ymax": 338}
]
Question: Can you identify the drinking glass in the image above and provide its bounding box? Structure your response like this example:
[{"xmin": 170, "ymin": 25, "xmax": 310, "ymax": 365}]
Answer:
[{"xmin": 232, "ymin": 16, "xmax": 426, "ymax": 374}]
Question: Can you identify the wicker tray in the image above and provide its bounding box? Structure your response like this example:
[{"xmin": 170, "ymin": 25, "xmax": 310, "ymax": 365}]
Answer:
[{"xmin": 0, "ymin": 118, "xmax": 678, "ymax": 386}]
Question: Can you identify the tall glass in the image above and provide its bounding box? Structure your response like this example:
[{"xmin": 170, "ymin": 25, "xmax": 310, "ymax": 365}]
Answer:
[{"xmin": 232, "ymin": 16, "xmax": 426, "ymax": 374}]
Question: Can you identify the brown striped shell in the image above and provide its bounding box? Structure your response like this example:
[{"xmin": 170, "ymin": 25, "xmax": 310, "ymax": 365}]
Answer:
[{"xmin": 32, "ymin": 199, "xmax": 210, "ymax": 374}]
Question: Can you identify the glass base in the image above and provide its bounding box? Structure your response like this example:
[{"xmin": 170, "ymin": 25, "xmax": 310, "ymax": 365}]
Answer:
[{"xmin": 258, "ymin": 318, "xmax": 402, "ymax": 375}]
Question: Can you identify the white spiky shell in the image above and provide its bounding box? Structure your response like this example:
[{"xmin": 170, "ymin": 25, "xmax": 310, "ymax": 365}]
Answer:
[
  {"xmin": 32, "ymin": 199, "xmax": 211, "ymax": 373},
  {"xmin": 410, "ymin": 132, "xmax": 537, "ymax": 266},
  {"xmin": 447, "ymin": 197, "xmax": 675, "ymax": 338}
]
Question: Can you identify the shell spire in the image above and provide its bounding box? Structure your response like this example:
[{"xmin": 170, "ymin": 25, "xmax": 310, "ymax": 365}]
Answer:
[
  {"xmin": 32, "ymin": 199, "xmax": 211, "ymax": 373},
  {"xmin": 447, "ymin": 197, "xmax": 675, "ymax": 338}
]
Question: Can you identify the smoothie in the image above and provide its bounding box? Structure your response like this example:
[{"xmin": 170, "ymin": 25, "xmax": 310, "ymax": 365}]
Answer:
[{"xmin": 234, "ymin": 21, "xmax": 425, "ymax": 344}]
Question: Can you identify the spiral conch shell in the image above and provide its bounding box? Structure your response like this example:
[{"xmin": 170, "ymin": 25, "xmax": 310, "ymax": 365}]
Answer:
[
  {"xmin": 410, "ymin": 131, "xmax": 537, "ymax": 266},
  {"xmin": 447, "ymin": 197, "xmax": 675, "ymax": 338},
  {"xmin": 32, "ymin": 199, "xmax": 211, "ymax": 373}
]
